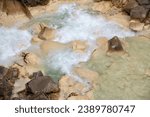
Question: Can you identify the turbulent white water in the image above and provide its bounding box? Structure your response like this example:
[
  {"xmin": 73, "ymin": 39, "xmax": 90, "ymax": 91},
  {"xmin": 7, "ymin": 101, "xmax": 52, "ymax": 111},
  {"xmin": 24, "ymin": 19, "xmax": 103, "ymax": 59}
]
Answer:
[
  {"xmin": 0, "ymin": 3, "xmax": 135, "ymax": 87},
  {"xmin": 0, "ymin": 27, "xmax": 32, "ymax": 66},
  {"xmin": 44, "ymin": 4, "xmax": 135, "ymax": 84}
]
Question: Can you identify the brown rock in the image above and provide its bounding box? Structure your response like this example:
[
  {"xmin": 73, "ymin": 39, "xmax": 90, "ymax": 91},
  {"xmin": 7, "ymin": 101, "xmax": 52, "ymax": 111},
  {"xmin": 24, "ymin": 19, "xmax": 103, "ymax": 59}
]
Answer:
[
  {"xmin": 40, "ymin": 41, "xmax": 68, "ymax": 54},
  {"xmin": 0, "ymin": 66, "xmax": 8, "ymax": 78},
  {"xmin": 112, "ymin": 0, "xmax": 128, "ymax": 8},
  {"xmin": 136, "ymin": 0, "xmax": 150, "ymax": 5},
  {"xmin": 38, "ymin": 26, "xmax": 56, "ymax": 40},
  {"xmin": 59, "ymin": 75, "xmax": 85, "ymax": 99},
  {"xmin": 0, "ymin": 78, "xmax": 13, "ymax": 100},
  {"xmin": 22, "ymin": 52, "xmax": 41, "ymax": 66},
  {"xmin": 108, "ymin": 36, "xmax": 124, "ymax": 52},
  {"xmin": 27, "ymin": 92, "xmax": 48, "ymax": 100},
  {"xmin": 129, "ymin": 20, "xmax": 145, "ymax": 31},
  {"xmin": 26, "ymin": 71, "xmax": 59, "ymax": 94},
  {"xmin": 123, "ymin": 0, "xmax": 138, "ymax": 14},
  {"xmin": 130, "ymin": 6, "xmax": 149, "ymax": 21},
  {"xmin": 72, "ymin": 40, "xmax": 88, "ymax": 53}
]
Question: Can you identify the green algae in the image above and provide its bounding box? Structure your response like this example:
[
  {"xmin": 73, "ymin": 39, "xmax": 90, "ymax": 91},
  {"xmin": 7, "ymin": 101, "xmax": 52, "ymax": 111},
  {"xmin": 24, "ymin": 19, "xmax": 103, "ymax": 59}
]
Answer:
[{"xmin": 85, "ymin": 37, "xmax": 150, "ymax": 99}]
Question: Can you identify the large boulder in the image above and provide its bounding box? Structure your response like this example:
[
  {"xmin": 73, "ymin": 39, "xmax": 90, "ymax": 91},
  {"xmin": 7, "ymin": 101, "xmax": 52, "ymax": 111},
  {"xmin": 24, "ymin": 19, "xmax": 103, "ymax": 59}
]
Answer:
[
  {"xmin": 130, "ymin": 6, "xmax": 149, "ymax": 21},
  {"xmin": 26, "ymin": 71, "xmax": 60, "ymax": 94},
  {"xmin": 123, "ymin": 0, "xmax": 139, "ymax": 13}
]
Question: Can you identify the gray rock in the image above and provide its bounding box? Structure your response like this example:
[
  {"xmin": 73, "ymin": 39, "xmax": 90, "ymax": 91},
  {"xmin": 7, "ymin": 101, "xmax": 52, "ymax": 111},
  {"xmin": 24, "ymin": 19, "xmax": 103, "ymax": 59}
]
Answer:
[
  {"xmin": 123, "ymin": 0, "xmax": 139, "ymax": 13},
  {"xmin": 137, "ymin": 0, "xmax": 150, "ymax": 5},
  {"xmin": 130, "ymin": 6, "xmax": 149, "ymax": 20},
  {"xmin": 26, "ymin": 71, "xmax": 60, "ymax": 94}
]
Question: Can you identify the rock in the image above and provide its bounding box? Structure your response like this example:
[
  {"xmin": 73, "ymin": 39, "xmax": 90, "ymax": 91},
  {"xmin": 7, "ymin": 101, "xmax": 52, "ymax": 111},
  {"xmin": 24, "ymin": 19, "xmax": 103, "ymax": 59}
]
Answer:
[
  {"xmin": 0, "ymin": 66, "xmax": 8, "ymax": 78},
  {"xmin": 0, "ymin": 78, "xmax": 13, "ymax": 99},
  {"xmin": 30, "ymin": 71, "xmax": 44, "ymax": 79},
  {"xmin": 11, "ymin": 64, "xmax": 28, "ymax": 77},
  {"xmin": 92, "ymin": 1, "xmax": 112, "ymax": 14},
  {"xmin": 38, "ymin": 26, "xmax": 56, "ymax": 40},
  {"xmin": 129, "ymin": 20, "xmax": 145, "ymax": 31},
  {"xmin": 72, "ymin": 40, "xmax": 88, "ymax": 52},
  {"xmin": 136, "ymin": 0, "xmax": 150, "ymax": 5},
  {"xmin": 40, "ymin": 41, "xmax": 68, "ymax": 54},
  {"xmin": 49, "ymin": 92, "xmax": 60, "ymax": 100},
  {"xmin": 144, "ymin": 24, "xmax": 150, "ymax": 30},
  {"xmin": 112, "ymin": 0, "xmax": 128, "ymax": 8},
  {"xmin": 123, "ymin": 0, "xmax": 139, "ymax": 14},
  {"xmin": 130, "ymin": 6, "xmax": 149, "ymax": 21},
  {"xmin": 31, "ymin": 36, "xmax": 43, "ymax": 44},
  {"xmin": 12, "ymin": 78, "xmax": 31, "ymax": 96},
  {"xmin": 107, "ymin": 13, "xmax": 131, "ymax": 28},
  {"xmin": 1, "ymin": 0, "xmax": 32, "ymax": 18},
  {"xmin": 108, "ymin": 36, "xmax": 124, "ymax": 52},
  {"xmin": 23, "ymin": 0, "xmax": 50, "ymax": 7},
  {"xmin": 27, "ymin": 92, "xmax": 48, "ymax": 100},
  {"xmin": 22, "ymin": 52, "xmax": 41, "ymax": 66},
  {"xmin": 0, "ymin": 66, "xmax": 19, "ymax": 99},
  {"xmin": 96, "ymin": 37, "xmax": 108, "ymax": 47},
  {"xmin": 26, "ymin": 71, "xmax": 60, "ymax": 94},
  {"xmin": 59, "ymin": 75, "xmax": 85, "ymax": 100}
]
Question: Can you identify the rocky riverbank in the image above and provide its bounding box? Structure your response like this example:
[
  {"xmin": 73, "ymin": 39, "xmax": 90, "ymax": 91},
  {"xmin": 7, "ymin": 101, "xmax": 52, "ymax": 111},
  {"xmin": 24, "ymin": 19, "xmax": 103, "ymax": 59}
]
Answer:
[{"xmin": 0, "ymin": 0, "xmax": 150, "ymax": 100}]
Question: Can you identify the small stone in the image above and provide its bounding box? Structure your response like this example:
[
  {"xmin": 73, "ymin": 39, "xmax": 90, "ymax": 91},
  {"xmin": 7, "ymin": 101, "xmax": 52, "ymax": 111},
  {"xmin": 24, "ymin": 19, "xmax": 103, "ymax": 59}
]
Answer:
[
  {"xmin": 22, "ymin": 53, "xmax": 41, "ymax": 65},
  {"xmin": 129, "ymin": 20, "xmax": 145, "ymax": 31},
  {"xmin": 108, "ymin": 36, "xmax": 124, "ymax": 52},
  {"xmin": 38, "ymin": 26, "xmax": 56, "ymax": 40}
]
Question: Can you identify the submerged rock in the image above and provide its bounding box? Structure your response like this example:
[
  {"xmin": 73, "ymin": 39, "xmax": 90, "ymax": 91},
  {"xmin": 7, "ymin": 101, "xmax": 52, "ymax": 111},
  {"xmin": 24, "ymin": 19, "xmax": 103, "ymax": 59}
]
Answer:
[{"xmin": 72, "ymin": 40, "xmax": 88, "ymax": 53}]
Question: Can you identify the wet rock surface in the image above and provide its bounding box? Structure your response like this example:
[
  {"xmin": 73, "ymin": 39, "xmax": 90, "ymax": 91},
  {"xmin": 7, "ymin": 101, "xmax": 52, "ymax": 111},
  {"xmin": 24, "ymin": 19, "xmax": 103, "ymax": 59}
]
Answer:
[
  {"xmin": 95, "ymin": 0, "xmax": 150, "ymax": 26},
  {"xmin": 0, "ymin": 67, "xmax": 60, "ymax": 100},
  {"xmin": 0, "ymin": 66, "xmax": 19, "ymax": 99}
]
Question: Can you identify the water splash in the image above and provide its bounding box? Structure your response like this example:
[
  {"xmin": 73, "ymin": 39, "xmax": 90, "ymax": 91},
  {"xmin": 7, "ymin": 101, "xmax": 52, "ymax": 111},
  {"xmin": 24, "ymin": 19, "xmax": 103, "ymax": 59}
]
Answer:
[
  {"xmin": 0, "ymin": 27, "xmax": 32, "ymax": 66},
  {"xmin": 44, "ymin": 4, "xmax": 135, "ymax": 84}
]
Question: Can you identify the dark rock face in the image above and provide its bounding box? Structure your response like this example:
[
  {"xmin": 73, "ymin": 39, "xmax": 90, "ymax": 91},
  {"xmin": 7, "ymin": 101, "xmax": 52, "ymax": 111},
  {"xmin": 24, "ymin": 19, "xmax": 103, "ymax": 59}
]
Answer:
[
  {"xmin": 95, "ymin": 0, "xmax": 150, "ymax": 23},
  {"xmin": 27, "ymin": 92, "xmax": 48, "ymax": 100},
  {"xmin": 123, "ymin": 0, "xmax": 139, "ymax": 13},
  {"xmin": 130, "ymin": 6, "xmax": 149, "ymax": 21},
  {"xmin": 137, "ymin": 0, "xmax": 150, "ymax": 5},
  {"xmin": 26, "ymin": 76, "xmax": 60, "ymax": 94},
  {"xmin": 108, "ymin": 36, "xmax": 124, "ymax": 52},
  {"xmin": 22, "ymin": 0, "xmax": 50, "ymax": 7},
  {"xmin": 0, "ymin": 66, "xmax": 19, "ymax": 100},
  {"xmin": 26, "ymin": 71, "xmax": 60, "ymax": 100}
]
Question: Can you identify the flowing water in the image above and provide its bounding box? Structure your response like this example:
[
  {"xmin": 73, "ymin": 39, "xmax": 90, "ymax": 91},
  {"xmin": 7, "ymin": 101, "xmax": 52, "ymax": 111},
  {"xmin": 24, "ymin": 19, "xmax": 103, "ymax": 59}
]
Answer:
[{"xmin": 0, "ymin": 3, "xmax": 136, "ymax": 94}]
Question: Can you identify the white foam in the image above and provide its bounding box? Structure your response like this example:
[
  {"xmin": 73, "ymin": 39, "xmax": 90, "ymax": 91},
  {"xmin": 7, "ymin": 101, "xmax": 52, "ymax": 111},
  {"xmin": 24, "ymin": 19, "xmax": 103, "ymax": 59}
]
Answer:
[
  {"xmin": 0, "ymin": 27, "xmax": 32, "ymax": 66},
  {"xmin": 54, "ymin": 4, "xmax": 135, "ymax": 43},
  {"xmin": 45, "ymin": 4, "xmax": 135, "ymax": 83}
]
